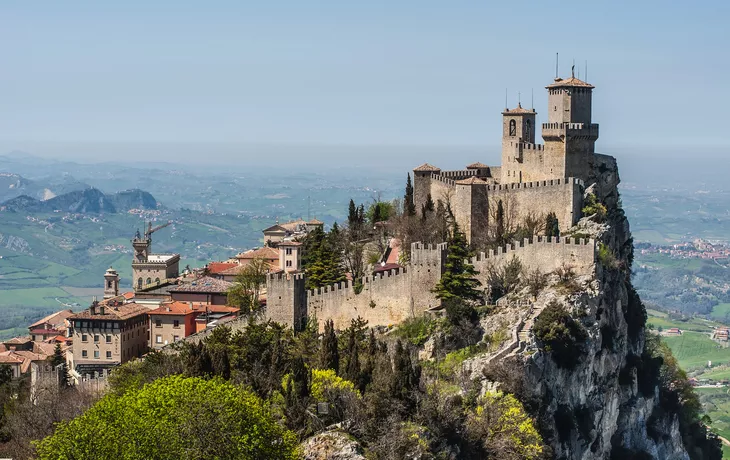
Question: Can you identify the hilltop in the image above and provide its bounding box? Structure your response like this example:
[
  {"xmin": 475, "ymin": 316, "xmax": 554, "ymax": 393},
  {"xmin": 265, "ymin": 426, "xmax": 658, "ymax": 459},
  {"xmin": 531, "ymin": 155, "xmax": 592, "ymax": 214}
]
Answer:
[{"xmin": 1, "ymin": 188, "xmax": 157, "ymax": 214}]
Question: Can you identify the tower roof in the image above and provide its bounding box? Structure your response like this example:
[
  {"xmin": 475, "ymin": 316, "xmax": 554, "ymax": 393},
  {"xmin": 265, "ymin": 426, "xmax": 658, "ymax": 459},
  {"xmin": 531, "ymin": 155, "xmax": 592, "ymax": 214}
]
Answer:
[
  {"xmin": 413, "ymin": 163, "xmax": 441, "ymax": 172},
  {"xmin": 466, "ymin": 162, "xmax": 489, "ymax": 169},
  {"xmin": 546, "ymin": 77, "xmax": 594, "ymax": 89},
  {"xmin": 502, "ymin": 102, "xmax": 536, "ymax": 115},
  {"xmin": 455, "ymin": 177, "xmax": 487, "ymax": 185}
]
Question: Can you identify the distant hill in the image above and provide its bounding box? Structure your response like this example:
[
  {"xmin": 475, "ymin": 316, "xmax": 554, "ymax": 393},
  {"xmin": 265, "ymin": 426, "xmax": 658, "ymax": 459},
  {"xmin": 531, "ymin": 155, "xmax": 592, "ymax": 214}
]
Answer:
[{"xmin": 0, "ymin": 188, "xmax": 157, "ymax": 213}]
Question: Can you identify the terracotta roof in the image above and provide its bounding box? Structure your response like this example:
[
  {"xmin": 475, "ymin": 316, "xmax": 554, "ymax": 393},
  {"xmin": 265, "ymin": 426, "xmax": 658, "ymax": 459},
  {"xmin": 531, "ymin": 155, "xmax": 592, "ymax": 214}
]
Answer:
[
  {"xmin": 122, "ymin": 292, "xmax": 135, "ymax": 300},
  {"xmin": 413, "ymin": 163, "xmax": 441, "ymax": 172},
  {"xmin": 263, "ymin": 224, "xmax": 288, "ymax": 233},
  {"xmin": 149, "ymin": 301, "xmax": 238, "ymax": 316},
  {"xmin": 33, "ymin": 342, "xmax": 59, "ymax": 356},
  {"xmin": 307, "ymin": 218, "xmax": 324, "ymax": 225},
  {"xmin": 279, "ymin": 220, "xmax": 306, "ymax": 232},
  {"xmin": 169, "ymin": 276, "xmax": 234, "ymax": 294},
  {"xmin": 235, "ymin": 247, "xmax": 279, "ymax": 260},
  {"xmin": 373, "ymin": 263, "xmax": 404, "ymax": 274},
  {"xmin": 502, "ymin": 103, "xmax": 536, "ymax": 114},
  {"xmin": 4, "ymin": 336, "xmax": 32, "ymax": 345},
  {"xmin": 29, "ymin": 328, "xmax": 62, "ymax": 335},
  {"xmin": 278, "ymin": 240, "xmax": 302, "ymax": 246},
  {"xmin": 207, "ymin": 262, "xmax": 238, "ymax": 275},
  {"xmin": 29, "ymin": 309, "xmax": 74, "ymax": 329},
  {"xmin": 455, "ymin": 177, "xmax": 487, "ymax": 185},
  {"xmin": 0, "ymin": 353, "xmax": 23, "ymax": 364},
  {"xmin": 69, "ymin": 302, "xmax": 150, "ymax": 321},
  {"xmin": 466, "ymin": 162, "xmax": 489, "ymax": 169},
  {"xmin": 546, "ymin": 76, "xmax": 594, "ymax": 89}
]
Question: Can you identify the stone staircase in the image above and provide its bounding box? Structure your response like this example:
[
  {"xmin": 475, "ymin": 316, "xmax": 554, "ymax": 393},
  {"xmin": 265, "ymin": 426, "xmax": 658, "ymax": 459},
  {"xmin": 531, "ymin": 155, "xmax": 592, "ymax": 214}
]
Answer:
[{"xmin": 508, "ymin": 302, "xmax": 546, "ymax": 357}]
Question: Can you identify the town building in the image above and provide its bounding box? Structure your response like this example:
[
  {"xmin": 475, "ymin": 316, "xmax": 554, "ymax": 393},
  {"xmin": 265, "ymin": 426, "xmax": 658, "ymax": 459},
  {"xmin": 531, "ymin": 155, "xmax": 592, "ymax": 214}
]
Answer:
[
  {"xmin": 28, "ymin": 309, "xmax": 74, "ymax": 342},
  {"xmin": 148, "ymin": 301, "xmax": 239, "ymax": 349},
  {"xmin": 278, "ymin": 240, "xmax": 302, "ymax": 272},
  {"xmin": 68, "ymin": 297, "xmax": 150, "ymax": 377},
  {"xmin": 168, "ymin": 276, "xmax": 234, "ymax": 305},
  {"xmin": 132, "ymin": 222, "xmax": 180, "ymax": 292}
]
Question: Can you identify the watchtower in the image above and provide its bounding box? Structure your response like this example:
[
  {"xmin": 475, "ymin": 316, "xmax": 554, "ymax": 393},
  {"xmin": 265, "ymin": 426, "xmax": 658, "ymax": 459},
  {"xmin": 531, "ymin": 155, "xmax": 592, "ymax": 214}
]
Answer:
[
  {"xmin": 103, "ymin": 267, "xmax": 119, "ymax": 299},
  {"xmin": 542, "ymin": 70, "xmax": 599, "ymax": 180},
  {"xmin": 132, "ymin": 228, "xmax": 150, "ymax": 264},
  {"xmin": 501, "ymin": 102, "xmax": 537, "ymax": 183}
]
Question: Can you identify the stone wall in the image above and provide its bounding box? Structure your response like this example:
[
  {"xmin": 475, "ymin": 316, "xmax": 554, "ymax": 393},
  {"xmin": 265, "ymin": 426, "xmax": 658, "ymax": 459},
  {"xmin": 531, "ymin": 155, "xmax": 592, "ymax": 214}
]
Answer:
[
  {"xmin": 470, "ymin": 236, "xmax": 595, "ymax": 287},
  {"xmin": 265, "ymin": 272, "xmax": 306, "ymax": 329},
  {"xmin": 488, "ymin": 177, "xmax": 583, "ymax": 232}
]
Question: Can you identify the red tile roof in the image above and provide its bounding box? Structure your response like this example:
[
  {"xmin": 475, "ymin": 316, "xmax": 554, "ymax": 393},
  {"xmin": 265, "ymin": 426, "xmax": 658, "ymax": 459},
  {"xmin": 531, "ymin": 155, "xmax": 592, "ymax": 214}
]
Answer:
[
  {"xmin": 546, "ymin": 76, "xmax": 594, "ymax": 89},
  {"xmin": 69, "ymin": 302, "xmax": 150, "ymax": 321},
  {"xmin": 466, "ymin": 162, "xmax": 489, "ymax": 169},
  {"xmin": 4, "ymin": 336, "xmax": 32, "ymax": 345},
  {"xmin": 278, "ymin": 240, "xmax": 302, "ymax": 246},
  {"xmin": 235, "ymin": 247, "xmax": 279, "ymax": 260},
  {"xmin": 29, "ymin": 309, "xmax": 74, "ymax": 329},
  {"xmin": 122, "ymin": 291, "xmax": 136, "ymax": 300},
  {"xmin": 0, "ymin": 353, "xmax": 23, "ymax": 364},
  {"xmin": 207, "ymin": 262, "xmax": 238, "ymax": 275},
  {"xmin": 413, "ymin": 163, "xmax": 441, "ymax": 172},
  {"xmin": 455, "ymin": 177, "xmax": 487, "ymax": 185},
  {"xmin": 373, "ymin": 263, "xmax": 404, "ymax": 274},
  {"xmin": 263, "ymin": 224, "xmax": 288, "ymax": 233}
]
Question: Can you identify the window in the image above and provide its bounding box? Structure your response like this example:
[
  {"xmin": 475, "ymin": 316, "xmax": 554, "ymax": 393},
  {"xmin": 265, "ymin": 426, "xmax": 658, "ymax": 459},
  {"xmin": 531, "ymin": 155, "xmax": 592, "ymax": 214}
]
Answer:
[
  {"xmin": 155, "ymin": 277, "xmax": 160, "ymax": 284},
  {"xmin": 173, "ymin": 335, "xmax": 179, "ymax": 342},
  {"xmin": 81, "ymin": 350, "xmax": 88, "ymax": 358},
  {"xmin": 137, "ymin": 278, "xmax": 143, "ymax": 289},
  {"xmin": 155, "ymin": 319, "xmax": 162, "ymax": 328},
  {"xmin": 81, "ymin": 334, "xmax": 88, "ymax": 342},
  {"xmin": 156, "ymin": 335, "xmax": 163, "ymax": 344},
  {"xmin": 554, "ymin": 106, "xmax": 557, "ymax": 111},
  {"xmin": 525, "ymin": 119, "xmax": 532, "ymax": 139},
  {"xmin": 173, "ymin": 320, "xmax": 180, "ymax": 328},
  {"xmin": 94, "ymin": 335, "xmax": 100, "ymax": 343},
  {"xmin": 509, "ymin": 119, "xmax": 516, "ymax": 136},
  {"xmin": 286, "ymin": 260, "xmax": 292, "ymax": 267},
  {"xmin": 94, "ymin": 350, "xmax": 99, "ymax": 359},
  {"xmin": 107, "ymin": 280, "xmax": 112, "ymax": 288},
  {"xmin": 146, "ymin": 277, "xmax": 152, "ymax": 285},
  {"xmin": 286, "ymin": 248, "xmax": 292, "ymax": 255},
  {"xmin": 106, "ymin": 351, "xmax": 112, "ymax": 359}
]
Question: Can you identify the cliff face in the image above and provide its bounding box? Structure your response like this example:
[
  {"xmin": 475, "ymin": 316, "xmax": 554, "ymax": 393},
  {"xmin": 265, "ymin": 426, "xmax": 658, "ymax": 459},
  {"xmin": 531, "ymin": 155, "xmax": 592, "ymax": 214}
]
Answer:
[{"xmin": 521, "ymin": 155, "xmax": 690, "ymax": 459}]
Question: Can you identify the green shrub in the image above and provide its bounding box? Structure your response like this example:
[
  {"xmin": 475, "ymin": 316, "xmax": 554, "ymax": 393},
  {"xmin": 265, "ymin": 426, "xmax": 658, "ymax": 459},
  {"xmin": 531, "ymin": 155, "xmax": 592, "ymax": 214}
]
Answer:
[
  {"xmin": 582, "ymin": 193, "xmax": 607, "ymax": 221},
  {"xmin": 532, "ymin": 301, "xmax": 588, "ymax": 369},
  {"xmin": 394, "ymin": 315, "xmax": 436, "ymax": 346},
  {"xmin": 598, "ymin": 242, "xmax": 619, "ymax": 269}
]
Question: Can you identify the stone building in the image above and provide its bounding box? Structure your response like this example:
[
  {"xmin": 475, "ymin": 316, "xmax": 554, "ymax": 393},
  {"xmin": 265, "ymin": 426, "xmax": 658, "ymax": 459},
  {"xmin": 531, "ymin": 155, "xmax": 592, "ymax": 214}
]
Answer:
[
  {"xmin": 68, "ymin": 297, "xmax": 149, "ymax": 377},
  {"xmin": 131, "ymin": 227, "xmax": 180, "ymax": 292},
  {"xmin": 413, "ymin": 72, "xmax": 604, "ymax": 244},
  {"xmin": 148, "ymin": 301, "xmax": 239, "ymax": 349}
]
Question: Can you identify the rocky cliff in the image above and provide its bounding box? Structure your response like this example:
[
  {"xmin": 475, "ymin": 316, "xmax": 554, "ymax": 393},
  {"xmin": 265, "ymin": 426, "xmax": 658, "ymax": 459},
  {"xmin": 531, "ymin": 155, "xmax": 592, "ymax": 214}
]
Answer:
[
  {"xmin": 513, "ymin": 156, "xmax": 695, "ymax": 459},
  {"xmin": 1, "ymin": 188, "xmax": 157, "ymax": 213}
]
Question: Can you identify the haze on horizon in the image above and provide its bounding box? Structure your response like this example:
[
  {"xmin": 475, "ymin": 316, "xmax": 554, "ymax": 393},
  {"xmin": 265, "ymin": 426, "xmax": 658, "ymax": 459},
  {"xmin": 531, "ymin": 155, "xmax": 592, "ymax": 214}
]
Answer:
[{"xmin": 1, "ymin": 0, "xmax": 728, "ymax": 176}]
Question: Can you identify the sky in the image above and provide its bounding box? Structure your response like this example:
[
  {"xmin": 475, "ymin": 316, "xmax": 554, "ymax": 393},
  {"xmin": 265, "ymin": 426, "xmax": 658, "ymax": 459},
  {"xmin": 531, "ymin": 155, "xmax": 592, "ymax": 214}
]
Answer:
[{"xmin": 0, "ymin": 1, "xmax": 728, "ymax": 167}]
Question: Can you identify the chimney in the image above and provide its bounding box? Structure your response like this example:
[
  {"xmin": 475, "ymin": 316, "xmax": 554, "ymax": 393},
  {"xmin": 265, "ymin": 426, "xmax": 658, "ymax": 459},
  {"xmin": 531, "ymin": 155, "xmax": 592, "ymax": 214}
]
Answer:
[
  {"xmin": 90, "ymin": 296, "xmax": 98, "ymax": 315},
  {"xmin": 100, "ymin": 305, "xmax": 105, "ymax": 315}
]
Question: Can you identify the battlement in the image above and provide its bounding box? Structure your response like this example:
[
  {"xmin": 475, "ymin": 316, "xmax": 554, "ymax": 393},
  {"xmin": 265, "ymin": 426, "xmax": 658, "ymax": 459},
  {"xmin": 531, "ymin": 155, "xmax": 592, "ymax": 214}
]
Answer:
[
  {"xmin": 411, "ymin": 242, "xmax": 447, "ymax": 266},
  {"xmin": 307, "ymin": 266, "xmax": 407, "ymax": 298},
  {"xmin": 468, "ymin": 236, "xmax": 593, "ymax": 264},
  {"xmin": 488, "ymin": 177, "xmax": 583, "ymax": 191},
  {"xmin": 542, "ymin": 122, "xmax": 599, "ymax": 140},
  {"xmin": 506, "ymin": 141, "xmax": 545, "ymax": 152},
  {"xmin": 267, "ymin": 272, "xmax": 305, "ymax": 281}
]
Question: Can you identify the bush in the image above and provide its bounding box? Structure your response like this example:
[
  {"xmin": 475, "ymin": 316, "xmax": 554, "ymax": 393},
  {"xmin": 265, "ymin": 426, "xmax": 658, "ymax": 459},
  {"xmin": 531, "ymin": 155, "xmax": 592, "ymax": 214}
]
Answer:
[
  {"xmin": 35, "ymin": 375, "xmax": 299, "ymax": 460},
  {"xmin": 487, "ymin": 256, "xmax": 523, "ymax": 303},
  {"xmin": 394, "ymin": 315, "xmax": 436, "ymax": 346},
  {"xmin": 598, "ymin": 242, "xmax": 619, "ymax": 269},
  {"xmin": 554, "ymin": 263, "xmax": 580, "ymax": 294},
  {"xmin": 582, "ymin": 193, "xmax": 607, "ymax": 221},
  {"xmin": 532, "ymin": 301, "xmax": 588, "ymax": 369}
]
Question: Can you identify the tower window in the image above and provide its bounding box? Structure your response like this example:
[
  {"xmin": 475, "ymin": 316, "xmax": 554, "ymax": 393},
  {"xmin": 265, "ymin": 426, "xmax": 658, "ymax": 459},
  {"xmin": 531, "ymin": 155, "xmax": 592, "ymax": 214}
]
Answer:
[
  {"xmin": 509, "ymin": 119, "xmax": 516, "ymax": 136},
  {"xmin": 525, "ymin": 119, "xmax": 532, "ymax": 140},
  {"xmin": 137, "ymin": 278, "xmax": 143, "ymax": 289}
]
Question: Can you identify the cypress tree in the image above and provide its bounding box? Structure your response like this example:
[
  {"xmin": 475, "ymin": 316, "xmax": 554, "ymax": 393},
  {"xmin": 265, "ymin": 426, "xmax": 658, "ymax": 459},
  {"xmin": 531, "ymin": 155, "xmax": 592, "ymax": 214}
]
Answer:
[
  {"xmin": 319, "ymin": 320, "xmax": 340, "ymax": 373},
  {"xmin": 545, "ymin": 212, "xmax": 560, "ymax": 238},
  {"xmin": 344, "ymin": 330, "xmax": 360, "ymax": 384},
  {"xmin": 433, "ymin": 222, "xmax": 482, "ymax": 302},
  {"xmin": 372, "ymin": 203, "xmax": 382, "ymax": 225},
  {"xmin": 422, "ymin": 193, "xmax": 435, "ymax": 219},
  {"xmin": 495, "ymin": 199, "xmax": 505, "ymax": 246},
  {"xmin": 348, "ymin": 199, "xmax": 357, "ymax": 228},
  {"xmin": 404, "ymin": 174, "xmax": 416, "ymax": 216}
]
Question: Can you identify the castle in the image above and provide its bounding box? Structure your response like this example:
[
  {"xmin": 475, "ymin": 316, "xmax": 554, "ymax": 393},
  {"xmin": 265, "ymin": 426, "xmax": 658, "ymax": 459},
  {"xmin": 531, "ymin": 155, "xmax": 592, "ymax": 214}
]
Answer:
[{"xmin": 266, "ymin": 71, "xmax": 612, "ymax": 330}]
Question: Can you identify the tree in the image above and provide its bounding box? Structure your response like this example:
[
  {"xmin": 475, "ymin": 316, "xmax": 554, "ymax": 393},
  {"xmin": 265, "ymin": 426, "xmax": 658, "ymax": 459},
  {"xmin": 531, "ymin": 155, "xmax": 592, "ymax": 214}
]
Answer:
[
  {"xmin": 495, "ymin": 200, "xmax": 505, "ymax": 246},
  {"xmin": 306, "ymin": 227, "xmax": 346, "ymax": 290},
  {"xmin": 421, "ymin": 193, "xmax": 435, "ymax": 220},
  {"xmin": 319, "ymin": 320, "xmax": 339, "ymax": 373},
  {"xmin": 227, "ymin": 257, "xmax": 269, "ymax": 312},
  {"xmin": 348, "ymin": 199, "xmax": 358, "ymax": 228},
  {"xmin": 404, "ymin": 173, "xmax": 416, "ymax": 217},
  {"xmin": 50, "ymin": 344, "xmax": 70, "ymax": 388},
  {"xmin": 432, "ymin": 223, "xmax": 482, "ymax": 303},
  {"xmin": 34, "ymin": 375, "xmax": 299, "ymax": 460},
  {"xmin": 545, "ymin": 212, "xmax": 560, "ymax": 238}
]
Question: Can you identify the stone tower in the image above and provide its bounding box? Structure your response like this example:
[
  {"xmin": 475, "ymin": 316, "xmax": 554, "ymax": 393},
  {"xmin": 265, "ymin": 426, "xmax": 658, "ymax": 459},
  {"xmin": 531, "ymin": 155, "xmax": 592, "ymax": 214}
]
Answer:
[
  {"xmin": 103, "ymin": 266, "xmax": 119, "ymax": 299},
  {"xmin": 542, "ymin": 71, "xmax": 599, "ymax": 181},
  {"xmin": 501, "ymin": 102, "xmax": 537, "ymax": 183},
  {"xmin": 412, "ymin": 163, "xmax": 441, "ymax": 219},
  {"xmin": 132, "ymin": 228, "xmax": 150, "ymax": 264}
]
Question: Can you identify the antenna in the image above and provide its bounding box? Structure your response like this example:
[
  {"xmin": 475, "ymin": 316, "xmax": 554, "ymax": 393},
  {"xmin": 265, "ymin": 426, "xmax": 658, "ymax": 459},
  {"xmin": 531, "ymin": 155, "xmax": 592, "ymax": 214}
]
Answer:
[
  {"xmin": 518, "ymin": 91, "xmax": 521, "ymax": 106},
  {"xmin": 572, "ymin": 59, "xmax": 575, "ymax": 78},
  {"xmin": 555, "ymin": 53, "xmax": 559, "ymax": 78}
]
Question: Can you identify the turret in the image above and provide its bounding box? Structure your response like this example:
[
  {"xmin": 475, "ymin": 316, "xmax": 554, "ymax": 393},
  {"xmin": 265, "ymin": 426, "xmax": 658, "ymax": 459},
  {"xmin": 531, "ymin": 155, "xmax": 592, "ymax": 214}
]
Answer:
[
  {"xmin": 103, "ymin": 267, "xmax": 119, "ymax": 299},
  {"xmin": 132, "ymin": 228, "xmax": 150, "ymax": 263}
]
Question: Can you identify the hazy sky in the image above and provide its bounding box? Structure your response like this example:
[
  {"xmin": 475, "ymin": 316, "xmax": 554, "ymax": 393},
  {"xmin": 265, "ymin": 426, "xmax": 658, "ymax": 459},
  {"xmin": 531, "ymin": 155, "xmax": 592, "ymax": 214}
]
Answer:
[{"xmin": 1, "ymin": 1, "xmax": 728, "ymax": 163}]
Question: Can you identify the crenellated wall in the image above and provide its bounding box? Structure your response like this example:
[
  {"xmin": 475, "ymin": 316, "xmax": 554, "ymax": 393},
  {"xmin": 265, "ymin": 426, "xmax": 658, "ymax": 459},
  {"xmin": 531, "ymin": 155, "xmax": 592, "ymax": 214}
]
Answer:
[
  {"xmin": 470, "ymin": 236, "xmax": 595, "ymax": 287},
  {"xmin": 265, "ymin": 237, "xmax": 594, "ymax": 331}
]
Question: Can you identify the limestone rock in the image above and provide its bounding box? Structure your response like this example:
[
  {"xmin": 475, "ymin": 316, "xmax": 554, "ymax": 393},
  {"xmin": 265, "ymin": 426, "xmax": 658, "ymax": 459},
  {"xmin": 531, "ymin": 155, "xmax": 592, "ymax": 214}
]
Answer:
[{"xmin": 301, "ymin": 430, "xmax": 366, "ymax": 460}]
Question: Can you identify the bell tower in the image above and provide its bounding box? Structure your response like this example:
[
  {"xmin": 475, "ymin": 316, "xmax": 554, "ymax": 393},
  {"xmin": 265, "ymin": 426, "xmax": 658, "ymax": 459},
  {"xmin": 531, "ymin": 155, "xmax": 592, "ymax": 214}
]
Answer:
[
  {"xmin": 103, "ymin": 266, "xmax": 119, "ymax": 299},
  {"xmin": 501, "ymin": 102, "xmax": 537, "ymax": 183},
  {"xmin": 132, "ymin": 228, "xmax": 150, "ymax": 263}
]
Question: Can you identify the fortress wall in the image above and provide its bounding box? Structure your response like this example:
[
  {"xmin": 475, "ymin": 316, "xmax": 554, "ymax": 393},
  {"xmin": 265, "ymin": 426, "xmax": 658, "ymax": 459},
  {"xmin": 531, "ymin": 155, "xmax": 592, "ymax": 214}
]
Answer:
[
  {"xmin": 307, "ymin": 268, "xmax": 414, "ymax": 331},
  {"xmin": 429, "ymin": 176, "xmax": 455, "ymax": 205},
  {"xmin": 471, "ymin": 237, "xmax": 595, "ymax": 287},
  {"xmin": 265, "ymin": 272, "xmax": 306, "ymax": 329},
  {"xmin": 488, "ymin": 178, "xmax": 583, "ymax": 231}
]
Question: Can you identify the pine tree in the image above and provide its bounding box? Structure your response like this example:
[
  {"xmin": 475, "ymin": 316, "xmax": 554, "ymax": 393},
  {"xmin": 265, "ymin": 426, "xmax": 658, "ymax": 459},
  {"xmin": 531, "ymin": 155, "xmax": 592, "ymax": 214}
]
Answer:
[
  {"xmin": 404, "ymin": 174, "xmax": 417, "ymax": 217},
  {"xmin": 545, "ymin": 212, "xmax": 560, "ymax": 238},
  {"xmin": 421, "ymin": 193, "xmax": 435, "ymax": 220},
  {"xmin": 305, "ymin": 226, "xmax": 345, "ymax": 290},
  {"xmin": 390, "ymin": 340, "xmax": 420, "ymax": 405},
  {"xmin": 344, "ymin": 330, "xmax": 360, "ymax": 384},
  {"xmin": 319, "ymin": 320, "xmax": 339, "ymax": 373},
  {"xmin": 433, "ymin": 222, "xmax": 482, "ymax": 302}
]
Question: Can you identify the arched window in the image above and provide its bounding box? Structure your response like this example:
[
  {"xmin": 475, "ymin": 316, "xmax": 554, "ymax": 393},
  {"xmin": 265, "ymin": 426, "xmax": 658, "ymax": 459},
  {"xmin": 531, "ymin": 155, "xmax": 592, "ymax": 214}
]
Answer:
[
  {"xmin": 107, "ymin": 280, "xmax": 112, "ymax": 288},
  {"xmin": 509, "ymin": 119, "xmax": 516, "ymax": 136},
  {"xmin": 525, "ymin": 119, "xmax": 532, "ymax": 140},
  {"xmin": 137, "ymin": 278, "xmax": 143, "ymax": 289},
  {"xmin": 155, "ymin": 278, "xmax": 160, "ymax": 284},
  {"xmin": 146, "ymin": 277, "xmax": 152, "ymax": 285}
]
